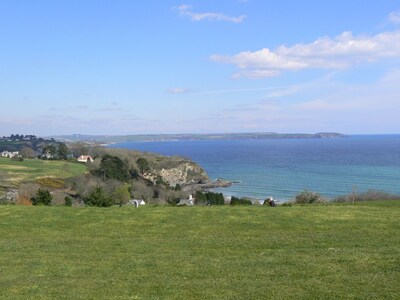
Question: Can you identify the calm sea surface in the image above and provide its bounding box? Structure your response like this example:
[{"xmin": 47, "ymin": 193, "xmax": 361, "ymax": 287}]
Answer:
[{"xmin": 110, "ymin": 135, "xmax": 400, "ymax": 201}]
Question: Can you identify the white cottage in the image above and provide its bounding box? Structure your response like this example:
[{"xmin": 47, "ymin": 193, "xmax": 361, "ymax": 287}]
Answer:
[{"xmin": 77, "ymin": 155, "xmax": 94, "ymax": 163}]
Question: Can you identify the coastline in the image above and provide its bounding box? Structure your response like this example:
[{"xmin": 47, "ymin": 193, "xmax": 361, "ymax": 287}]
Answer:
[{"xmin": 106, "ymin": 135, "xmax": 400, "ymax": 200}]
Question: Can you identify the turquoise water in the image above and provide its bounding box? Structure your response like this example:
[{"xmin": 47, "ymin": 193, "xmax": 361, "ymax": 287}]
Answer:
[{"xmin": 110, "ymin": 135, "xmax": 400, "ymax": 201}]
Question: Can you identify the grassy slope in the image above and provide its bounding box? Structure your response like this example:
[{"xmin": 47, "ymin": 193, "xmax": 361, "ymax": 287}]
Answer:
[
  {"xmin": 0, "ymin": 157, "xmax": 87, "ymax": 187},
  {"xmin": 0, "ymin": 202, "xmax": 399, "ymax": 299}
]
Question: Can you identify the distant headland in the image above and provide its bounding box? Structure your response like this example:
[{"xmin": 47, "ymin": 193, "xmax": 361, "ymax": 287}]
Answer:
[{"xmin": 50, "ymin": 132, "xmax": 346, "ymax": 143}]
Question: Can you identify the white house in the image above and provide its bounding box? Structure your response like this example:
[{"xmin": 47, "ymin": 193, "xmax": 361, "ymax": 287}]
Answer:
[
  {"xmin": 1, "ymin": 151, "xmax": 19, "ymax": 158},
  {"xmin": 77, "ymin": 155, "xmax": 94, "ymax": 163}
]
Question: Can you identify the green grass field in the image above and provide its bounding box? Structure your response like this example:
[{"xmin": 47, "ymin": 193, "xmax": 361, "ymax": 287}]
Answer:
[
  {"xmin": 0, "ymin": 157, "xmax": 87, "ymax": 187},
  {"xmin": 0, "ymin": 201, "xmax": 399, "ymax": 299}
]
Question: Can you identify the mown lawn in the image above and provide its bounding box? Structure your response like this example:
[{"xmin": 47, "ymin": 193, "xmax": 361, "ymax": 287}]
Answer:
[
  {"xmin": 0, "ymin": 202, "xmax": 399, "ymax": 299},
  {"xmin": 0, "ymin": 157, "xmax": 87, "ymax": 187}
]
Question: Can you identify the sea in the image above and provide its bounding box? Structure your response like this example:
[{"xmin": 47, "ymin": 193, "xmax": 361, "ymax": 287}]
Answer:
[{"xmin": 109, "ymin": 135, "xmax": 400, "ymax": 201}]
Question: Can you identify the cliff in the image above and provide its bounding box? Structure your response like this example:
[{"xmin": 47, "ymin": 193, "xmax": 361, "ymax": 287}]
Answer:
[
  {"xmin": 143, "ymin": 159, "xmax": 209, "ymax": 187},
  {"xmin": 101, "ymin": 147, "xmax": 211, "ymax": 188}
]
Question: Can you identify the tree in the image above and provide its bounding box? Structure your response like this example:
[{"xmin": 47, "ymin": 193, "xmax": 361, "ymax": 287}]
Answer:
[
  {"xmin": 20, "ymin": 146, "xmax": 36, "ymax": 158},
  {"xmin": 42, "ymin": 144, "xmax": 57, "ymax": 159},
  {"xmin": 70, "ymin": 142, "xmax": 89, "ymax": 157},
  {"xmin": 136, "ymin": 158, "xmax": 150, "ymax": 176},
  {"xmin": 57, "ymin": 143, "xmax": 69, "ymax": 160},
  {"xmin": 84, "ymin": 186, "xmax": 113, "ymax": 207},
  {"xmin": 31, "ymin": 188, "xmax": 52, "ymax": 206},
  {"xmin": 99, "ymin": 155, "xmax": 130, "ymax": 182},
  {"xmin": 112, "ymin": 184, "xmax": 131, "ymax": 206}
]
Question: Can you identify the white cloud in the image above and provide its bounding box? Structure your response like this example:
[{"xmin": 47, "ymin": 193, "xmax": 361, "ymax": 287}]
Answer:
[
  {"xmin": 176, "ymin": 4, "xmax": 246, "ymax": 23},
  {"xmin": 168, "ymin": 88, "xmax": 188, "ymax": 94},
  {"xmin": 389, "ymin": 10, "xmax": 400, "ymax": 24},
  {"xmin": 211, "ymin": 30, "xmax": 400, "ymax": 78}
]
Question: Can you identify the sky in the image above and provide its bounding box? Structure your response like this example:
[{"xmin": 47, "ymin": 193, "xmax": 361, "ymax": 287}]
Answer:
[{"xmin": 1, "ymin": 0, "xmax": 400, "ymax": 136}]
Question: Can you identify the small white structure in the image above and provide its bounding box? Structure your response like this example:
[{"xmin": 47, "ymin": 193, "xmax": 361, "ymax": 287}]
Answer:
[
  {"xmin": 77, "ymin": 155, "xmax": 94, "ymax": 163},
  {"xmin": 128, "ymin": 199, "xmax": 146, "ymax": 207},
  {"xmin": 1, "ymin": 151, "xmax": 19, "ymax": 158},
  {"xmin": 178, "ymin": 195, "xmax": 195, "ymax": 206}
]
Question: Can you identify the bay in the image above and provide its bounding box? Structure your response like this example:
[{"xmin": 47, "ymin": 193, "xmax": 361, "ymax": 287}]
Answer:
[{"xmin": 109, "ymin": 135, "xmax": 400, "ymax": 201}]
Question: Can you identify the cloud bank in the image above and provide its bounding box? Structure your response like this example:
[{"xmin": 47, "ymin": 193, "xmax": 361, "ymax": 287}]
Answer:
[{"xmin": 211, "ymin": 30, "xmax": 400, "ymax": 78}]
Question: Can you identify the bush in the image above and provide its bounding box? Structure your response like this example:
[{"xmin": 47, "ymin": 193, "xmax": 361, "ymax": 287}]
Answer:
[
  {"xmin": 65, "ymin": 196, "xmax": 73, "ymax": 206},
  {"xmin": 11, "ymin": 156, "xmax": 23, "ymax": 162},
  {"xmin": 230, "ymin": 196, "xmax": 252, "ymax": 206},
  {"xmin": 31, "ymin": 188, "xmax": 52, "ymax": 206},
  {"xmin": 333, "ymin": 190, "xmax": 400, "ymax": 203},
  {"xmin": 195, "ymin": 191, "xmax": 224, "ymax": 205},
  {"xmin": 112, "ymin": 184, "xmax": 131, "ymax": 206},
  {"xmin": 195, "ymin": 191, "xmax": 207, "ymax": 204},
  {"xmin": 36, "ymin": 177, "xmax": 65, "ymax": 189},
  {"xmin": 84, "ymin": 186, "xmax": 113, "ymax": 207},
  {"xmin": 0, "ymin": 191, "xmax": 16, "ymax": 205},
  {"xmin": 294, "ymin": 190, "xmax": 325, "ymax": 204}
]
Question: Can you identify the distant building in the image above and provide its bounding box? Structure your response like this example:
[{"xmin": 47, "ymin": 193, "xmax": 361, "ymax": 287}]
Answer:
[
  {"xmin": 77, "ymin": 155, "xmax": 94, "ymax": 163},
  {"xmin": 1, "ymin": 151, "xmax": 19, "ymax": 158}
]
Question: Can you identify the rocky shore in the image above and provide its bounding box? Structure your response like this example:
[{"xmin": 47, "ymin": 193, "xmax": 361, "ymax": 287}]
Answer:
[{"xmin": 182, "ymin": 178, "xmax": 235, "ymax": 193}]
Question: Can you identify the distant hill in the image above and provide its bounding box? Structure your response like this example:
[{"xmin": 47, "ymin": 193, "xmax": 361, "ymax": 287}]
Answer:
[
  {"xmin": 51, "ymin": 132, "xmax": 346, "ymax": 143},
  {"xmin": 0, "ymin": 134, "xmax": 67, "ymax": 157}
]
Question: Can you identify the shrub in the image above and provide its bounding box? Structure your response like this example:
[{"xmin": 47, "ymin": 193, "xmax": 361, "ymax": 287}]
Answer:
[
  {"xmin": 65, "ymin": 196, "xmax": 73, "ymax": 206},
  {"xmin": 195, "ymin": 191, "xmax": 207, "ymax": 204},
  {"xmin": 11, "ymin": 156, "xmax": 23, "ymax": 162},
  {"xmin": 195, "ymin": 191, "xmax": 224, "ymax": 205},
  {"xmin": 84, "ymin": 186, "xmax": 113, "ymax": 207},
  {"xmin": 112, "ymin": 184, "xmax": 131, "ymax": 206},
  {"xmin": 230, "ymin": 196, "xmax": 252, "ymax": 206},
  {"xmin": 36, "ymin": 177, "xmax": 65, "ymax": 189},
  {"xmin": 333, "ymin": 190, "xmax": 400, "ymax": 203},
  {"xmin": 31, "ymin": 188, "xmax": 52, "ymax": 206},
  {"xmin": 0, "ymin": 191, "xmax": 16, "ymax": 205},
  {"xmin": 294, "ymin": 190, "xmax": 325, "ymax": 204}
]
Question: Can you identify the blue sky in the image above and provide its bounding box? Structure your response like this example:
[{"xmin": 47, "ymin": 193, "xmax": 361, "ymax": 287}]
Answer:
[{"xmin": 1, "ymin": 0, "xmax": 400, "ymax": 135}]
